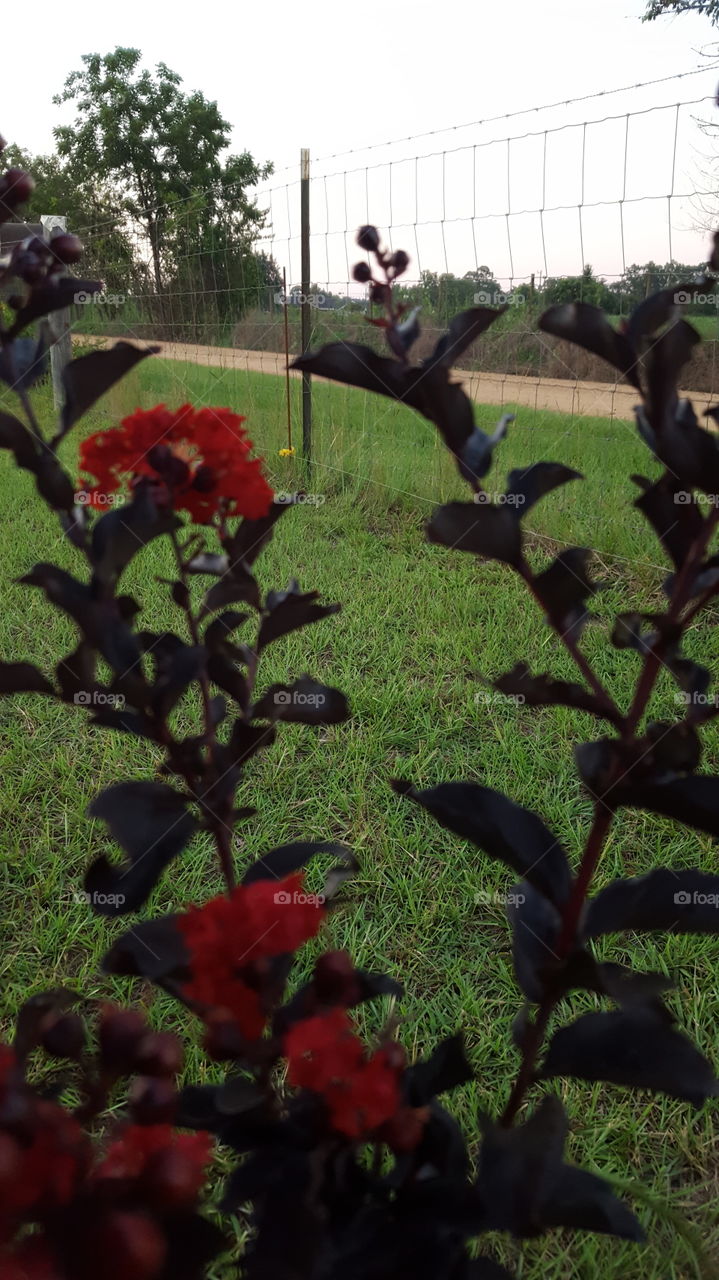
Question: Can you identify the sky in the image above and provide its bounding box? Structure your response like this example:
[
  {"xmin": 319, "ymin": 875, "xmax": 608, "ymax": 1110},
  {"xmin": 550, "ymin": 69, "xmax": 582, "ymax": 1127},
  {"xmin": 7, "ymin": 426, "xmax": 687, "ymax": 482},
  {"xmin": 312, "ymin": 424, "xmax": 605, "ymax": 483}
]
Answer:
[{"xmin": 3, "ymin": 0, "xmax": 719, "ymax": 288}]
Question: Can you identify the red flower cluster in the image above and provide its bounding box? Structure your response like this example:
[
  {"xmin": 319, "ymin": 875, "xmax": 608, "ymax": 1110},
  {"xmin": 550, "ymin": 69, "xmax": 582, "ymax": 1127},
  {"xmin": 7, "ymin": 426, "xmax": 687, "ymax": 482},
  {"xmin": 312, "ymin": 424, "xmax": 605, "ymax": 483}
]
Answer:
[
  {"xmin": 96, "ymin": 1124, "xmax": 211, "ymax": 1205},
  {"xmin": 78, "ymin": 403, "xmax": 274, "ymax": 523},
  {"xmin": 179, "ymin": 873, "xmax": 326, "ymax": 1039},
  {"xmin": 0, "ymin": 1038, "xmax": 215, "ymax": 1280},
  {"xmin": 285, "ymin": 1008, "xmax": 421, "ymax": 1144}
]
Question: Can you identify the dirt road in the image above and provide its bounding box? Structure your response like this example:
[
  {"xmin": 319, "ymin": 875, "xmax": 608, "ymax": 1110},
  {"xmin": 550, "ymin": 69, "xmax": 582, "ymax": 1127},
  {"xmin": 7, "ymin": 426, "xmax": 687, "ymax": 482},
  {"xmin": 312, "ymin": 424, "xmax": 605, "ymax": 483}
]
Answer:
[{"xmin": 74, "ymin": 336, "xmax": 711, "ymax": 423}]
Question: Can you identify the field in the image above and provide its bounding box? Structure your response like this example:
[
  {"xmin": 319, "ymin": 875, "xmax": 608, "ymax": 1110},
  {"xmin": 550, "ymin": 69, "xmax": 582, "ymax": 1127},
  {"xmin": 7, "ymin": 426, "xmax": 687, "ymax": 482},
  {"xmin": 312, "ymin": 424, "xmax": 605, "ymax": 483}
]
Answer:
[{"xmin": 1, "ymin": 357, "xmax": 718, "ymax": 1278}]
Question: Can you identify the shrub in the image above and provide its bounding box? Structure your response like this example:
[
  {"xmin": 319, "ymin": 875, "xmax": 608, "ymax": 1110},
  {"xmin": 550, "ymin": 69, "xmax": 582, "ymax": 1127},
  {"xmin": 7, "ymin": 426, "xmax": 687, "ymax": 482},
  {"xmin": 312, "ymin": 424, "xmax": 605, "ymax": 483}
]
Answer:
[{"xmin": 1, "ymin": 143, "xmax": 719, "ymax": 1278}]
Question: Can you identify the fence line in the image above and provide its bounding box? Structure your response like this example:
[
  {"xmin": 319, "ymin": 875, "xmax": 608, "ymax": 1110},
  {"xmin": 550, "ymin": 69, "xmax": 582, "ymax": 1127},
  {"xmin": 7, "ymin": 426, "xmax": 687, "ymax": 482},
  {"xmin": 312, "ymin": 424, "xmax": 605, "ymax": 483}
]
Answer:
[{"xmin": 63, "ymin": 64, "xmax": 719, "ymax": 581}]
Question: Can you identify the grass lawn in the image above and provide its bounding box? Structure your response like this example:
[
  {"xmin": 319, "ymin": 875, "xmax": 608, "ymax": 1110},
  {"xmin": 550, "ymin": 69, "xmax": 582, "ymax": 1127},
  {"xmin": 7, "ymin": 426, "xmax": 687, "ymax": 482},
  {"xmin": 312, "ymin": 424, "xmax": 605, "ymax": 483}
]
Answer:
[{"xmin": 1, "ymin": 357, "xmax": 718, "ymax": 1278}]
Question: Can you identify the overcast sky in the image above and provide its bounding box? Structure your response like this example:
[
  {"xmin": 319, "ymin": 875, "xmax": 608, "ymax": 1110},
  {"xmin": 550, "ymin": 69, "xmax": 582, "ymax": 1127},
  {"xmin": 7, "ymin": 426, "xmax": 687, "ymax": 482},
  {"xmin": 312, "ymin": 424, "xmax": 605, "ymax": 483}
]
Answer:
[{"xmin": 4, "ymin": 0, "xmax": 719, "ymax": 285}]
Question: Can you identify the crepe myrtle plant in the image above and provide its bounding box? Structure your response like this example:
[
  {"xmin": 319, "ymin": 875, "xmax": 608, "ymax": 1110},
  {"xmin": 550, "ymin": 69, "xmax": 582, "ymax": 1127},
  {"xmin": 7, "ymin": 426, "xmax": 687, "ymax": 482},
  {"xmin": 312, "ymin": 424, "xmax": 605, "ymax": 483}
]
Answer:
[
  {"xmin": 0, "ymin": 142, "xmax": 518, "ymax": 1280},
  {"xmin": 293, "ymin": 225, "xmax": 719, "ymax": 1239},
  {"xmin": 0, "ymin": 137, "xmax": 715, "ymax": 1280}
]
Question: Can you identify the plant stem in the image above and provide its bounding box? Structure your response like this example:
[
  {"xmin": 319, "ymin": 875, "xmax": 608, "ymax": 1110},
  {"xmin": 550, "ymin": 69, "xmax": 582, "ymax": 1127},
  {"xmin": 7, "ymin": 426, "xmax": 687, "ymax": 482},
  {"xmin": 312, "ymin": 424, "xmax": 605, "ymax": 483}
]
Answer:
[
  {"xmin": 500, "ymin": 509, "xmax": 719, "ymax": 1125},
  {"xmin": 520, "ymin": 560, "xmax": 621, "ymax": 719},
  {"xmin": 169, "ymin": 528, "xmax": 236, "ymax": 892}
]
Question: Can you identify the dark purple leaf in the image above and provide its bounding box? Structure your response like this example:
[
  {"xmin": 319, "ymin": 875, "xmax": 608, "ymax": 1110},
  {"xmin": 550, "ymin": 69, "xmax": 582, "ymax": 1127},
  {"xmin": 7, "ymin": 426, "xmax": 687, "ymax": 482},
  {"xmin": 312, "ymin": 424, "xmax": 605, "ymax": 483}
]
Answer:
[
  {"xmin": 102, "ymin": 914, "xmax": 187, "ymax": 981},
  {"xmin": 253, "ymin": 676, "xmax": 350, "ymax": 725},
  {"xmin": 508, "ymin": 883, "xmax": 562, "ymax": 1002},
  {"xmin": 7, "ymin": 277, "xmax": 103, "ymax": 337},
  {"xmin": 85, "ymin": 781, "xmax": 198, "ymax": 915},
  {"xmin": 426, "ymin": 501, "xmax": 523, "ymax": 566},
  {"xmin": 406, "ymin": 1034, "xmax": 474, "ymax": 1104},
  {"xmin": 222, "ymin": 503, "xmax": 289, "ymax": 568},
  {"xmin": 504, "ymin": 462, "xmax": 581, "ymax": 516},
  {"xmin": 586, "ymin": 868, "xmax": 719, "ymax": 937},
  {"xmin": 476, "ymin": 1095, "xmax": 567, "ymax": 1237},
  {"xmin": 392, "ymin": 781, "xmax": 571, "ymax": 905},
  {"xmin": 632, "ymin": 472, "xmax": 704, "ymax": 569},
  {"xmin": 620, "ymin": 774, "xmax": 719, "ymax": 837},
  {"xmin": 151, "ymin": 644, "xmax": 205, "ymax": 718},
  {"xmin": 91, "ymin": 485, "xmax": 180, "ymax": 584},
  {"xmin": 540, "ymin": 1008, "xmax": 718, "ymax": 1104},
  {"xmin": 0, "ymin": 660, "xmax": 54, "ymax": 696},
  {"xmin": 492, "ymin": 662, "xmax": 620, "ymax": 726},
  {"xmin": 258, "ymin": 580, "xmax": 340, "ymax": 649},
  {"xmin": 539, "ymin": 304, "xmax": 640, "ymax": 390},
  {"xmin": 644, "ymin": 320, "xmax": 700, "ymax": 436},
  {"xmin": 426, "ymin": 306, "xmax": 506, "ymax": 371},
  {"xmin": 33, "ymin": 453, "xmax": 75, "ymax": 511},
  {"xmin": 541, "ymin": 1165, "xmax": 644, "ymax": 1240},
  {"xmin": 54, "ymin": 341, "xmax": 159, "ymax": 444},
  {"xmin": 533, "ymin": 548, "xmax": 598, "ymax": 639},
  {"xmin": 0, "ymin": 335, "xmax": 47, "ymax": 391},
  {"xmin": 201, "ymin": 566, "xmax": 260, "ymax": 615},
  {"xmin": 0, "ymin": 410, "xmax": 38, "ymax": 470},
  {"xmin": 241, "ymin": 839, "xmax": 355, "ymax": 888},
  {"xmin": 207, "ymin": 652, "xmax": 248, "ymax": 711}
]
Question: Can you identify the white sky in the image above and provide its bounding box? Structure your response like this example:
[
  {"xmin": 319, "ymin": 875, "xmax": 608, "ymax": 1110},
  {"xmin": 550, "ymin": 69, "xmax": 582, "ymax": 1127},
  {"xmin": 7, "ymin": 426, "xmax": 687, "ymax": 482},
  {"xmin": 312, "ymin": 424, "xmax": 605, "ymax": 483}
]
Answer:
[{"xmin": 3, "ymin": 0, "xmax": 719, "ymax": 287}]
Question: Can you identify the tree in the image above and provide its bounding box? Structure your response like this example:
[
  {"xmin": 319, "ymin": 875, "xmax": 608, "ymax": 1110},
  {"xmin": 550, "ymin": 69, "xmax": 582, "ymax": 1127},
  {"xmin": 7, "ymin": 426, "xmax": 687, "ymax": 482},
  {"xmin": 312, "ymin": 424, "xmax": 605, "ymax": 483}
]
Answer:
[
  {"xmin": 643, "ymin": 0, "xmax": 719, "ymax": 21},
  {"xmin": 542, "ymin": 264, "xmax": 616, "ymax": 310},
  {"xmin": 53, "ymin": 48, "xmax": 271, "ymax": 306},
  {"xmin": 2, "ymin": 144, "xmax": 136, "ymax": 294}
]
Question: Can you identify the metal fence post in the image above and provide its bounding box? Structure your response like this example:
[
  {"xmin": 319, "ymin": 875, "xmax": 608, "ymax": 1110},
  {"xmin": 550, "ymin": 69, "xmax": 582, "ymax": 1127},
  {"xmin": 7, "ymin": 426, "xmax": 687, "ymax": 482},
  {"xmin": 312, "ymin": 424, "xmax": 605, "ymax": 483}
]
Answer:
[
  {"xmin": 300, "ymin": 148, "xmax": 312, "ymax": 469},
  {"xmin": 41, "ymin": 215, "xmax": 73, "ymax": 409}
]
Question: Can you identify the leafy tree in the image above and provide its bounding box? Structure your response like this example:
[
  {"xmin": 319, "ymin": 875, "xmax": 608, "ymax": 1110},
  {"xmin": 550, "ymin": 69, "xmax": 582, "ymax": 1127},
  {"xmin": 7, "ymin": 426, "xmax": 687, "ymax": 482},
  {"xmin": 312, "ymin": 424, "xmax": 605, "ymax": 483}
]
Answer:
[
  {"xmin": 2, "ymin": 144, "xmax": 136, "ymax": 294},
  {"xmin": 644, "ymin": 0, "xmax": 719, "ymax": 21},
  {"xmin": 542, "ymin": 264, "xmax": 616, "ymax": 310},
  {"xmin": 54, "ymin": 48, "xmax": 271, "ymax": 305}
]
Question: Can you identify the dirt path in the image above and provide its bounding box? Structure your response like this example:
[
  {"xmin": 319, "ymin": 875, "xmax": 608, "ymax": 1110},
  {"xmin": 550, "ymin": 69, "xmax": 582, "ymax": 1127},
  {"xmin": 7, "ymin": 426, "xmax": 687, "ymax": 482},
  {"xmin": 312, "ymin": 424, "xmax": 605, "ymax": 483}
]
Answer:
[{"xmin": 74, "ymin": 336, "xmax": 711, "ymax": 423}]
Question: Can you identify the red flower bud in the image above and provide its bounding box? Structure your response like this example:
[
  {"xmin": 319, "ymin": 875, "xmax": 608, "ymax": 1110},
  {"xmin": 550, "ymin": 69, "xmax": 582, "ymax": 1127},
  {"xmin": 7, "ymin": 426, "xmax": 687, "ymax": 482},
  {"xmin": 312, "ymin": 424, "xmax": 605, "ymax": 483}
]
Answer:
[
  {"xmin": 134, "ymin": 1032, "xmax": 183, "ymax": 1078},
  {"xmin": 314, "ymin": 950, "xmax": 360, "ymax": 1004},
  {"xmin": 369, "ymin": 282, "xmax": 391, "ymax": 306},
  {"xmin": 147, "ymin": 443, "xmax": 172, "ymax": 471},
  {"xmin": 380, "ymin": 1041, "xmax": 406, "ymax": 1072},
  {"xmin": 51, "ymin": 233, "xmax": 83, "ymax": 265},
  {"xmin": 93, "ymin": 1211, "xmax": 166, "ymax": 1280},
  {"xmin": 99, "ymin": 1008, "xmax": 148, "ymax": 1073},
  {"xmin": 202, "ymin": 1010, "xmax": 247, "ymax": 1061},
  {"xmin": 1, "ymin": 168, "xmax": 35, "ymax": 206},
  {"xmin": 141, "ymin": 1147, "xmax": 202, "ymax": 1209},
  {"xmin": 380, "ymin": 1104, "xmax": 429, "ymax": 1153},
  {"xmin": 356, "ymin": 225, "xmax": 380, "ymax": 253},
  {"xmin": 192, "ymin": 464, "xmax": 216, "ymax": 492},
  {"xmin": 390, "ymin": 250, "xmax": 409, "ymax": 277},
  {"xmin": 352, "ymin": 262, "xmax": 372, "ymax": 284},
  {"xmin": 0, "ymin": 1132, "xmax": 21, "ymax": 1185},
  {"xmin": 129, "ymin": 1077, "xmax": 177, "ymax": 1125},
  {"xmin": 39, "ymin": 1011, "xmax": 86, "ymax": 1059}
]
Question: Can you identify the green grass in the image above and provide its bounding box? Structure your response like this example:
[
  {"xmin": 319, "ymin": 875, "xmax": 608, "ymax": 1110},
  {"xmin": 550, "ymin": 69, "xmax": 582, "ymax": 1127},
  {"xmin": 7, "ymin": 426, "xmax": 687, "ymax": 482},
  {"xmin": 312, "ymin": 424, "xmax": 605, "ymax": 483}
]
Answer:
[{"xmin": 1, "ymin": 359, "xmax": 718, "ymax": 1278}]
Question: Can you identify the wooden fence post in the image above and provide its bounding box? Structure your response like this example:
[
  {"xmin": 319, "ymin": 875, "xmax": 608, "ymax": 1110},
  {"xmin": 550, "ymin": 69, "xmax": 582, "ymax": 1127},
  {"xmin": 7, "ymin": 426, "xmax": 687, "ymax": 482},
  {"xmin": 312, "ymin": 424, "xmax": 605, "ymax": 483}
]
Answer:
[{"xmin": 41, "ymin": 215, "xmax": 73, "ymax": 409}]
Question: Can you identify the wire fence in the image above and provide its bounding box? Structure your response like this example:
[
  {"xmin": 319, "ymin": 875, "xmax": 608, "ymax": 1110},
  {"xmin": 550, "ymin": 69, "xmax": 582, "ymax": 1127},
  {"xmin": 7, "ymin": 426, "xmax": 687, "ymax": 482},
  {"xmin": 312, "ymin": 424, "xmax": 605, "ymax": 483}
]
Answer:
[{"xmin": 68, "ymin": 62, "xmax": 719, "ymax": 555}]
